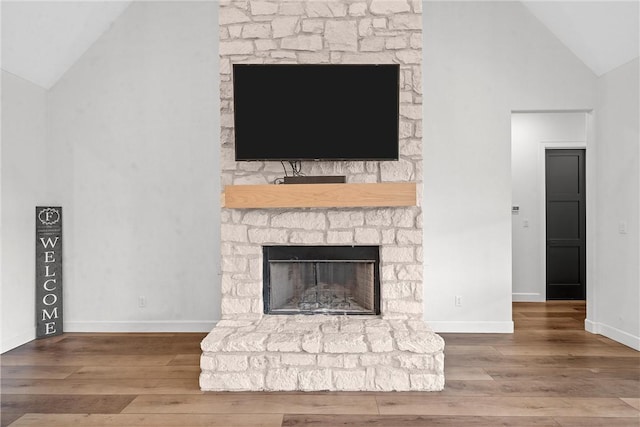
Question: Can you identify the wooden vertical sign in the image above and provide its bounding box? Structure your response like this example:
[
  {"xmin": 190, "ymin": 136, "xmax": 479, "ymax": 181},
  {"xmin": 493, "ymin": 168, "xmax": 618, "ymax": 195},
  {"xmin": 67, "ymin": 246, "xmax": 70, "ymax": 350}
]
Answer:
[{"xmin": 36, "ymin": 206, "xmax": 63, "ymax": 338}]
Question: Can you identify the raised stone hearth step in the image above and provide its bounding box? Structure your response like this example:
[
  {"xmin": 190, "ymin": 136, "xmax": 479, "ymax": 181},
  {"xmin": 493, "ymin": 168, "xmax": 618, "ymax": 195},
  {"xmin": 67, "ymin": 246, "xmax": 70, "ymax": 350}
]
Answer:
[{"xmin": 200, "ymin": 316, "xmax": 445, "ymax": 392}]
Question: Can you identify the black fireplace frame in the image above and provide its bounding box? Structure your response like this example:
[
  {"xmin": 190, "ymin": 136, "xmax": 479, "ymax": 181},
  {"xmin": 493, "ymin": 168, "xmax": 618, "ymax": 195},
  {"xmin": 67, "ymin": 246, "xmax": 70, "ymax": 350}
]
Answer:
[{"xmin": 263, "ymin": 245, "xmax": 381, "ymax": 315}]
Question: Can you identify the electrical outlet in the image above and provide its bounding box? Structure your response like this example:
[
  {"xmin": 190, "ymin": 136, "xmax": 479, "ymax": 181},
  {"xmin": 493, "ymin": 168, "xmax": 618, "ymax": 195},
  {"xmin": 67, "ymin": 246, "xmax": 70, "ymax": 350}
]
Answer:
[
  {"xmin": 138, "ymin": 296, "xmax": 146, "ymax": 308},
  {"xmin": 455, "ymin": 295, "xmax": 462, "ymax": 307}
]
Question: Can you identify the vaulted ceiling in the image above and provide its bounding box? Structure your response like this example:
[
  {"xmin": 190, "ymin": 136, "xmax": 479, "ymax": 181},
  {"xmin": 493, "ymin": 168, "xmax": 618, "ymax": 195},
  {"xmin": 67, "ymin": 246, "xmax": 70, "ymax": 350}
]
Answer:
[
  {"xmin": 522, "ymin": 1, "xmax": 639, "ymax": 76},
  {"xmin": 1, "ymin": 1, "xmax": 639, "ymax": 89},
  {"xmin": 1, "ymin": 1, "xmax": 132, "ymax": 88}
]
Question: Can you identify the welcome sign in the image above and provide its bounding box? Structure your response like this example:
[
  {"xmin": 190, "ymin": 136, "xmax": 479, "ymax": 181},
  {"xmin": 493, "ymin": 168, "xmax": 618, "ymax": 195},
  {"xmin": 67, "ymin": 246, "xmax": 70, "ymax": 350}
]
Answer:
[{"xmin": 36, "ymin": 206, "xmax": 63, "ymax": 338}]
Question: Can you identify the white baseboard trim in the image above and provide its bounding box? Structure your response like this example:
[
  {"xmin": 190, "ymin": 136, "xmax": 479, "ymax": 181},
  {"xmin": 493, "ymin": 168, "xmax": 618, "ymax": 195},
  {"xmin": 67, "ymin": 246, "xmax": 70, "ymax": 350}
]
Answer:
[
  {"xmin": 585, "ymin": 319, "xmax": 640, "ymax": 351},
  {"xmin": 1, "ymin": 328, "xmax": 35, "ymax": 354},
  {"xmin": 65, "ymin": 320, "xmax": 218, "ymax": 333},
  {"xmin": 426, "ymin": 321, "xmax": 514, "ymax": 334},
  {"xmin": 512, "ymin": 293, "xmax": 545, "ymax": 302},
  {"xmin": 584, "ymin": 319, "xmax": 597, "ymax": 333}
]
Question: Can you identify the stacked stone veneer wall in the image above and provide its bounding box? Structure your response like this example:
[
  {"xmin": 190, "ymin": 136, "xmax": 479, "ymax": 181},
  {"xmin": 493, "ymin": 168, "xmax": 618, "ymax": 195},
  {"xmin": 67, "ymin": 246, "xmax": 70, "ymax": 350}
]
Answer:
[
  {"xmin": 219, "ymin": 0, "xmax": 424, "ymax": 320},
  {"xmin": 203, "ymin": 0, "xmax": 444, "ymax": 392}
]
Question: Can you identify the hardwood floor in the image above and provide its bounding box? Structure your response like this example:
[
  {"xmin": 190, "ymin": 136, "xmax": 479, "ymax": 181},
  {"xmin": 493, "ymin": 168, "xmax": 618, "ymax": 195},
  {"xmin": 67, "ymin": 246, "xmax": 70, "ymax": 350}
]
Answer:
[{"xmin": 1, "ymin": 302, "xmax": 638, "ymax": 426}]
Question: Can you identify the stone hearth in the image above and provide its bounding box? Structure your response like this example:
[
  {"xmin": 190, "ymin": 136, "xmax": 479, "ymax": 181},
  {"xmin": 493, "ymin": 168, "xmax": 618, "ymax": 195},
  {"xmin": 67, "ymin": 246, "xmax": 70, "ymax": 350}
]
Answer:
[
  {"xmin": 201, "ymin": 316, "xmax": 444, "ymax": 391},
  {"xmin": 201, "ymin": 0, "xmax": 445, "ymax": 392}
]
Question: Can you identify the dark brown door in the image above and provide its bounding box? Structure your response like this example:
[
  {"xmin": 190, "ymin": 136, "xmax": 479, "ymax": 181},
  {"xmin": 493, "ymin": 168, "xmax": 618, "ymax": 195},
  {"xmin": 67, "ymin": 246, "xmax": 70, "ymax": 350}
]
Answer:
[{"xmin": 545, "ymin": 149, "xmax": 586, "ymax": 300}]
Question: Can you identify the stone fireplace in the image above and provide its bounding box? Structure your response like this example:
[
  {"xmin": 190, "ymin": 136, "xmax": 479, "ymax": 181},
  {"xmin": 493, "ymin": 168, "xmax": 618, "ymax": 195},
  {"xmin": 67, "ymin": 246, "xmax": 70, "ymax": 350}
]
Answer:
[
  {"xmin": 200, "ymin": 0, "xmax": 445, "ymax": 392},
  {"xmin": 264, "ymin": 245, "xmax": 380, "ymax": 315}
]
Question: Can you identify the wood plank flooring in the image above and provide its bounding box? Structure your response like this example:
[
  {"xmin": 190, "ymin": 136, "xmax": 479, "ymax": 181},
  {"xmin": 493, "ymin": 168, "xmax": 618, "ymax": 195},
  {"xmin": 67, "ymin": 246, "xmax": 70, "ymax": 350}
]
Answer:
[{"xmin": 1, "ymin": 302, "xmax": 638, "ymax": 426}]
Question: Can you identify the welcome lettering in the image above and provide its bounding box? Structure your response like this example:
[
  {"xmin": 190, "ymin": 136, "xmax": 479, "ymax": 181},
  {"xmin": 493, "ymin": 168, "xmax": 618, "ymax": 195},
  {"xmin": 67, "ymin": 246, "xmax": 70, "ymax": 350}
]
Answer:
[{"xmin": 36, "ymin": 207, "xmax": 63, "ymax": 338}]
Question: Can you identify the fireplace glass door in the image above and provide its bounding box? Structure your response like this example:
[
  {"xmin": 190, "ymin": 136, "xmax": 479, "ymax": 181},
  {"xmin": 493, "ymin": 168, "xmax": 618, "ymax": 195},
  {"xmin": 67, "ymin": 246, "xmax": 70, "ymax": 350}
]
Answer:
[{"xmin": 263, "ymin": 246, "xmax": 380, "ymax": 315}]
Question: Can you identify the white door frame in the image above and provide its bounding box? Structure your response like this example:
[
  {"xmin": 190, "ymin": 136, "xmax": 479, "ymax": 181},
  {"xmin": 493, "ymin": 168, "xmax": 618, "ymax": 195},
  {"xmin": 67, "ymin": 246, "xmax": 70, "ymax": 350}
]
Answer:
[{"xmin": 511, "ymin": 110, "xmax": 595, "ymax": 330}]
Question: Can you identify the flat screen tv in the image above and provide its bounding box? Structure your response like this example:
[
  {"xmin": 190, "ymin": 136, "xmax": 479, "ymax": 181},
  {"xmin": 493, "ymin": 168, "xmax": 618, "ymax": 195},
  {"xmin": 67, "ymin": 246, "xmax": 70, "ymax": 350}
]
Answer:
[{"xmin": 233, "ymin": 64, "xmax": 399, "ymax": 161}]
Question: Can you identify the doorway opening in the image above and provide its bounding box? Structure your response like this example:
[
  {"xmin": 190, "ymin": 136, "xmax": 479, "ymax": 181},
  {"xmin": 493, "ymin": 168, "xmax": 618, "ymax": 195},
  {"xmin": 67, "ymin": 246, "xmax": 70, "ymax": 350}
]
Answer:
[{"xmin": 511, "ymin": 111, "xmax": 590, "ymax": 304}]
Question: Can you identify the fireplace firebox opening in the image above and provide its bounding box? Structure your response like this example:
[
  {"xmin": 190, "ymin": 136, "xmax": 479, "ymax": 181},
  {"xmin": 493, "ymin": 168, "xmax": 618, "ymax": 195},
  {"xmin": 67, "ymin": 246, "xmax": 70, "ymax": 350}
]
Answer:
[{"xmin": 263, "ymin": 246, "xmax": 380, "ymax": 315}]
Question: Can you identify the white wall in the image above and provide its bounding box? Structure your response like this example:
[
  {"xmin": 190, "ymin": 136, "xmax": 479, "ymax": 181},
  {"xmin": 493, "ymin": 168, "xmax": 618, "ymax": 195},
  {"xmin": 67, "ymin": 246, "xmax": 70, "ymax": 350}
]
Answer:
[
  {"xmin": 1, "ymin": 71, "xmax": 48, "ymax": 352},
  {"xmin": 589, "ymin": 58, "xmax": 640, "ymax": 350},
  {"xmin": 511, "ymin": 112, "xmax": 587, "ymax": 301},
  {"xmin": 46, "ymin": 2, "xmax": 220, "ymax": 332},
  {"xmin": 4, "ymin": 0, "xmax": 635, "ymax": 349},
  {"xmin": 422, "ymin": 1, "xmax": 596, "ymax": 332}
]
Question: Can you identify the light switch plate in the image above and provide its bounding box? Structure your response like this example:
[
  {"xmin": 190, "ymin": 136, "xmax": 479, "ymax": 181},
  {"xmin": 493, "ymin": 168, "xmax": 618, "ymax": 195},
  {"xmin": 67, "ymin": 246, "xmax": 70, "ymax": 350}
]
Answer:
[{"xmin": 618, "ymin": 221, "xmax": 628, "ymax": 234}]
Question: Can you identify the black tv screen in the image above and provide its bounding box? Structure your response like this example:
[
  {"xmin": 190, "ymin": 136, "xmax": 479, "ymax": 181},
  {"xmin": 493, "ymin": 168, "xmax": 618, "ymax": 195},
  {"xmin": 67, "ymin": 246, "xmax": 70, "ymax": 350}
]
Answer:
[{"xmin": 233, "ymin": 64, "xmax": 399, "ymax": 161}]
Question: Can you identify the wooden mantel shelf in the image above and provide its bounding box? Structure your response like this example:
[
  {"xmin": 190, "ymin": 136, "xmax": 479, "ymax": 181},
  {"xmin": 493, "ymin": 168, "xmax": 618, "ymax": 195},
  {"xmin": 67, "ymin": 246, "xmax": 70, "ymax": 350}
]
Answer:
[{"xmin": 222, "ymin": 182, "xmax": 416, "ymax": 209}]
